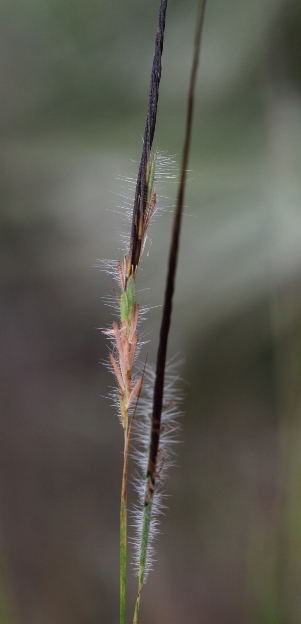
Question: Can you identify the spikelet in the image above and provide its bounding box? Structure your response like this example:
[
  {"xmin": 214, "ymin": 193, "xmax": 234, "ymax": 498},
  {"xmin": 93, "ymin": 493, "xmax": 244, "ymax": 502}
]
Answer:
[
  {"xmin": 109, "ymin": 151, "xmax": 177, "ymax": 256},
  {"xmin": 131, "ymin": 358, "xmax": 183, "ymax": 580}
]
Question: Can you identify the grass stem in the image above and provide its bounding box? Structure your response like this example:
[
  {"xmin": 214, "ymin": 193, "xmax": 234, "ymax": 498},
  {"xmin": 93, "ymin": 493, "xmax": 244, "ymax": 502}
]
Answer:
[{"xmin": 120, "ymin": 432, "xmax": 128, "ymax": 624}]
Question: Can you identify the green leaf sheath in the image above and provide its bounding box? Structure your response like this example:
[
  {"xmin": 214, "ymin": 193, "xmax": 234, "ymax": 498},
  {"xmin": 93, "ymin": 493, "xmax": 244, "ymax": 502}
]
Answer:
[
  {"xmin": 146, "ymin": 154, "xmax": 157, "ymax": 207},
  {"xmin": 126, "ymin": 277, "xmax": 135, "ymax": 319},
  {"xmin": 120, "ymin": 292, "xmax": 129, "ymax": 325}
]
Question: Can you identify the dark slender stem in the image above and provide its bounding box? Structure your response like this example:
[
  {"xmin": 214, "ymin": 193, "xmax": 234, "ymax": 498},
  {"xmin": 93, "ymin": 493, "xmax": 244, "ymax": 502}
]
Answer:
[
  {"xmin": 146, "ymin": 0, "xmax": 207, "ymax": 499},
  {"xmin": 130, "ymin": 0, "xmax": 168, "ymax": 273}
]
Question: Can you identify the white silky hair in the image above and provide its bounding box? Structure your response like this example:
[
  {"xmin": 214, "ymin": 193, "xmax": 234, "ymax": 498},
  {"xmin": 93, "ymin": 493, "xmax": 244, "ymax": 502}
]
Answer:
[
  {"xmin": 130, "ymin": 358, "xmax": 184, "ymax": 580},
  {"xmin": 95, "ymin": 150, "xmax": 178, "ymax": 283},
  {"xmin": 115, "ymin": 150, "xmax": 178, "ymax": 254}
]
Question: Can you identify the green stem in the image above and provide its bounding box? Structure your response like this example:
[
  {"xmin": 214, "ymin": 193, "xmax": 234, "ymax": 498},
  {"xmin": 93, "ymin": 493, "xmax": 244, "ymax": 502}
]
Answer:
[
  {"xmin": 120, "ymin": 432, "xmax": 128, "ymax": 624},
  {"xmin": 120, "ymin": 404, "xmax": 137, "ymax": 624},
  {"xmin": 133, "ymin": 589, "xmax": 141, "ymax": 624}
]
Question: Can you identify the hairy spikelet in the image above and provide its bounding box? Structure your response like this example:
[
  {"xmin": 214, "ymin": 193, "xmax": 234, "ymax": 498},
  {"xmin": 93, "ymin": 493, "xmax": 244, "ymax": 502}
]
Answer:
[
  {"xmin": 131, "ymin": 359, "xmax": 183, "ymax": 580},
  {"xmin": 109, "ymin": 150, "xmax": 178, "ymax": 254}
]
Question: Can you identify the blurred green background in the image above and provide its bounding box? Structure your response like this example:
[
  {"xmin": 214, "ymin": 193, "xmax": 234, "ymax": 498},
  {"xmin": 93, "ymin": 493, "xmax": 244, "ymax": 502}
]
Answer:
[{"xmin": 1, "ymin": 0, "xmax": 301, "ymax": 622}]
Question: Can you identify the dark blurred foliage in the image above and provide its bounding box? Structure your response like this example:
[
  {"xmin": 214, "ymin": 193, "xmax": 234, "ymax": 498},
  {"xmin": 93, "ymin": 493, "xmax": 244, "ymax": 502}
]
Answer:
[{"xmin": 0, "ymin": 0, "xmax": 301, "ymax": 623}]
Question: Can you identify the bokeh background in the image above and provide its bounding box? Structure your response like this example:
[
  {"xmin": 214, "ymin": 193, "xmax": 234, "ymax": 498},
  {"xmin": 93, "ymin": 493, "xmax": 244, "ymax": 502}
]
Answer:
[{"xmin": 1, "ymin": 0, "xmax": 301, "ymax": 622}]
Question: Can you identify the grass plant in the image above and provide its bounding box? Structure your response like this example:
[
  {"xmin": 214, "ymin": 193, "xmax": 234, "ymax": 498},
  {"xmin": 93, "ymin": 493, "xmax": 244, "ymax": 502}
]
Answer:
[{"xmin": 101, "ymin": 1, "xmax": 207, "ymax": 621}]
